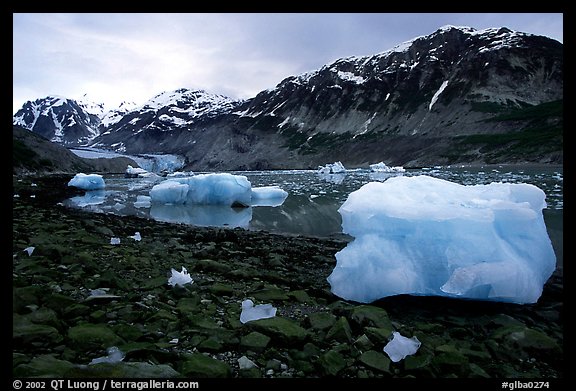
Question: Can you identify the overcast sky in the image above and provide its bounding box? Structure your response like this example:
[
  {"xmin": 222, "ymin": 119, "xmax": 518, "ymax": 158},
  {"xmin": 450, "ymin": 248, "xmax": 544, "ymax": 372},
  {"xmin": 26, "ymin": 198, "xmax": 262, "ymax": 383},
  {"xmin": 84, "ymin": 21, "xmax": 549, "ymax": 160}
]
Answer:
[{"xmin": 12, "ymin": 13, "xmax": 563, "ymax": 114}]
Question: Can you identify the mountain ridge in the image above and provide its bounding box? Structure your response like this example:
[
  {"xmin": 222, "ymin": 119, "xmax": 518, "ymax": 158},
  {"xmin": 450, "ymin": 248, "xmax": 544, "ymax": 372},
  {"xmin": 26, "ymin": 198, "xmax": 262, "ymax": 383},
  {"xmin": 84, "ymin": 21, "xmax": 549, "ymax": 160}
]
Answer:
[{"xmin": 14, "ymin": 25, "xmax": 563, "ymax": 170}]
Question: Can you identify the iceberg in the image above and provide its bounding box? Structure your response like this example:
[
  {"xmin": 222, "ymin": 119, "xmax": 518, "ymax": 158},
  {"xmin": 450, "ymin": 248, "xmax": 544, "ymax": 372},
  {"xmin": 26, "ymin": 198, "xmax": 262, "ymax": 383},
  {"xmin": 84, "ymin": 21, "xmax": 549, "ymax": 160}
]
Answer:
[
  {"xmin": 383, "ymin": 332, "xmax": 421, "ymax": 362},
  {"xmin": 168, "ymin": 266, "xmax": 193, "ymax": 287},
  {"xmin": 251, "ymin": 186, "xmax": 288, "ymax": 207},
  {"xmin": 318, "ymin": 161, "xmax": 346, "ymax": 174},
  {"xmin": 125, "ymin": 165, "xmax": 149, "ymax": 178},
  {"xmin": 240, "ymin": 299, "xmax": 277, "ymax": 324},
  {"xmin": 369, "ymin": 162, "xmax": 405, "ymax": 172},
  {"xmin": 150, "ymin": 173, "xmax": 252, "ymax": 206},
  {"xmin": 327, "ymin": 175, "xmax": 556, "ymax": 304},
  {"xmin": 68, "ymin": 173, "xmax": 105, "ymax": 190}
]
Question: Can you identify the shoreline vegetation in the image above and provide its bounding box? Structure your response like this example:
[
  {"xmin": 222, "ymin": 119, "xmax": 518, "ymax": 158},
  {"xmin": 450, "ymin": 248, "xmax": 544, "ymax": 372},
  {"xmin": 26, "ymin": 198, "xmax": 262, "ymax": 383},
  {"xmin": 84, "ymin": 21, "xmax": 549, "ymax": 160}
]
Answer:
[{"xmin": 12, "ymin": 173, "xmax": 563, "ymax": 379}]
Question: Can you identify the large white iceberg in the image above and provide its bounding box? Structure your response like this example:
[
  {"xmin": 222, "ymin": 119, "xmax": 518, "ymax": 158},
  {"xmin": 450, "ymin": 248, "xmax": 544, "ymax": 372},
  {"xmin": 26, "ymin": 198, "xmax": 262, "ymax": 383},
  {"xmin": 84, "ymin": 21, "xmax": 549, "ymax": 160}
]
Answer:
[
  {"xmin": 68, "ymin": 173, "xmax": 105, "ymax": 190},
  {"xmin": 150, "ymin": 173, "xmax": 252, "ymax": 206},
  {"xmin": 327, "ymin": 175, "xmax": 556, "ymax": 304}
]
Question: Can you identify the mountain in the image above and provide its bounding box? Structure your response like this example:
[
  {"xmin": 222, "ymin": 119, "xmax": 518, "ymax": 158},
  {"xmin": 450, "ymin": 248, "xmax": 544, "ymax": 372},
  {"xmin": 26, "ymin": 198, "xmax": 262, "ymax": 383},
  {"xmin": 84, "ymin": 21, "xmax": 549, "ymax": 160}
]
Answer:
[
  {"xmin": 13, "ymin": 96, "xmax": 103, "ymax": 146},
  {"xmin": 12, "ymin": 125, "xmax": 138, "ymax": 175},
  {"xmin": 90, "ymin": 88, "xmax": 241, "ymax": 153},
  {"xmin": 14, "ymin": 26, "xmax": 563, "ymax": 169}
]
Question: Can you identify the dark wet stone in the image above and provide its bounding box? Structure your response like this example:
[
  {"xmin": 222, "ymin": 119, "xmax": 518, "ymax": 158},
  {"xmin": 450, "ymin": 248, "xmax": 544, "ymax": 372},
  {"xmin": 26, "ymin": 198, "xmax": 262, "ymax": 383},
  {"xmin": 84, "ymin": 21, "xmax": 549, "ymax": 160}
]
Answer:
[
  {"xmin": 71, "ymin": 362, "xmax": 181, "ymax": 378},
  {"xmin": 308, "ymin": 312, "xmax": 337, "ymax": 330},
  {"xmin": 325, "ymin": 316, "xmax": 353, "ymax": 343},
  {"xmin": 248, "ymin": 317, "xmax": 308, "ymax": 344},
  {"xmin": 358, "ymin": 350, "xmax": 391, "ymax": 373},
  {"xmin": 351, "ymin": 305, "xmax": 393, "ymax": 329},
  {"xmin": 318, "ymin": 350, "xmax": 346, "ymax": 376},
  {"xmin": 181, "ymin": 353, "xmax": 231, "ymax": 378},
  {"xmin": 240, "ymin": 331, "xmax": 271, "ymax": 352},
  {"xmin": 13, "ymin": 315, "xmax": 63, "ymax": 346},
  {"xmin": 67, "ymin": 324, "xmax": 124, "ymax": 350},
  {"xmin": 13, "ymin": 355, "xmax": 76, "ymax": 377}
]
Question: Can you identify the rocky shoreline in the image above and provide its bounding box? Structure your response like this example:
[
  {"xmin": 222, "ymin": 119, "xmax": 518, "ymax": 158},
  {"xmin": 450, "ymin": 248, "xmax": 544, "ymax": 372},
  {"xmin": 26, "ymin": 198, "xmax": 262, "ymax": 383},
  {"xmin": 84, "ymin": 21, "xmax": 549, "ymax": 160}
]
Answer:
[{"xmin": 12, "ymin": 174, "xmax": 563, "ymax": 379}]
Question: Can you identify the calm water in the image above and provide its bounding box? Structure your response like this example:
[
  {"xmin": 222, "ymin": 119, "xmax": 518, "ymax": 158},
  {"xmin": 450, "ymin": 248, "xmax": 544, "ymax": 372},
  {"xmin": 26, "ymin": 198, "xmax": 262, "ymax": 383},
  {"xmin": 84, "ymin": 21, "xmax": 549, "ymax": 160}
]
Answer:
[{"xmin": 63, "ymin": 165, "xmax": 563, "ymax": 269}]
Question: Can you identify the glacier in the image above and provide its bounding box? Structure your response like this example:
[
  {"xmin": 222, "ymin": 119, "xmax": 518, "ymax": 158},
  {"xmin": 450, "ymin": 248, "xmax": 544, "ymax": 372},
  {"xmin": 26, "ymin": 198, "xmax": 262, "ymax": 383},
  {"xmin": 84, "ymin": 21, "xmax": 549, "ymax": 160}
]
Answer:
[{"xmin": 327, "ymin": 175, "xmax": 556, "ymax": 304}]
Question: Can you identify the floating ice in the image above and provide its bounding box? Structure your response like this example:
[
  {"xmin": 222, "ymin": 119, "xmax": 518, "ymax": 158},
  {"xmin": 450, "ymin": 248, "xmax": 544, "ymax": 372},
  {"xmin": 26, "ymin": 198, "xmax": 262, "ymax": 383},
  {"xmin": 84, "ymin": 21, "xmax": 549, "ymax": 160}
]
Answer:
[
  {"xmin": 68, "ymin": 173, "xmax": 105, "ymax": 190},
  {"xmin": 327, "ymin": 175, "xmax": 556, "ymax": 304},
  {"xmin": 89, "ymin": 346, "xmax": 125, "ymax": 365},
  {"xmin": 150, "ymin": 173, "xmax": 252, "ymax": 206},
  {"xmin": 110, "ymin": 237, "xmax": 121, "ymax": 245},
  {"xmin": 369, "ymin": 162, "xmax": 405, "ymax": 172},
  {"xmin": 383, "ymin": 332, "xmax": 421, "ymax": 362},
  {"xmin": 134, "ymin": 195, "xmax": 152, "ymax": 208},
  {"xmin": 318, "ymin": 161, "xmax": 346, "ymax": 174},
  {"xmin": 24, "ymin": 246, "xmax": 35, "ymax": 256},
  {"xmin": 168, "ymin": 266, "xmax": 193, "ymax": 287},
  {"xmin": 129, "ymin": 232, "xmax": 141, "ymax": 241},
  {"xmin": 240, "ymin": 299, "xmax": 277, "ymax": 324},
  {"xmin": 251, "ymin": 186, "xmax": 288, "ymax": 207},
  {"xmin": 125, "ymin": 165, "xmax": 149, "ymax": 178}
]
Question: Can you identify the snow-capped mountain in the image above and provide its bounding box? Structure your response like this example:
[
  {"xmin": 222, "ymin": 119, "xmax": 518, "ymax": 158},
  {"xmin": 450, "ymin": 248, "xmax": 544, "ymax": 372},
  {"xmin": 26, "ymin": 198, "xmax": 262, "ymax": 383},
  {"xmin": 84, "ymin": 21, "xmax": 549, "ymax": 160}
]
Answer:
[
  {"xmin": 89, "ymin": 88, "xmax": 242, "ymax": 153},
  {"xmin": 13, "ymin": 96, "xmax": 102, "ymax": 146},
  {"xmin": 14, "ymin": 26, "xmax": 563, "ymax": 169}
]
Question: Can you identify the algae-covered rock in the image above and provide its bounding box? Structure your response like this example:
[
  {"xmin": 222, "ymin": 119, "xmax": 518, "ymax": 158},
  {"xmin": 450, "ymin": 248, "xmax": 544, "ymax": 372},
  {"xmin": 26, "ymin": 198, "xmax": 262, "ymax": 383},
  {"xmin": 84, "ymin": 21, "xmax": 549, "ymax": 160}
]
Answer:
[
  {"xmin": 67, "ymin": 324, "xmax": 124, "ymax": 350},
  {"xmin": 248, "ymin": 317, "xmax": 308, "ymax": 344},
  {"xmin": 358, "ymin": 350, "xmax": 391, "ymax": 373},
  {"xmin": 181, "ymin": 353, "xmax": 231, "ymax": 378},
  {"xmin": 240, "ymin": 331, "xmax": 271, "ymax": 352},
  {"xmin": 351, "ymin": 305, "xmax": 393, "ymax": 329},
  {"xmin": 318, "ymin": 350, "xmax": 346, "ymax": 376},
  {"xmin": 325, "ymin": 316, "xmax": 353, "ymax": 343},
  {"xmin": 308, "ymin": 312, "xmax": 336, "ymax": 330},
  {"xmin": 13, "ymin": 355, "xmax": 76, "ymax": 377}
]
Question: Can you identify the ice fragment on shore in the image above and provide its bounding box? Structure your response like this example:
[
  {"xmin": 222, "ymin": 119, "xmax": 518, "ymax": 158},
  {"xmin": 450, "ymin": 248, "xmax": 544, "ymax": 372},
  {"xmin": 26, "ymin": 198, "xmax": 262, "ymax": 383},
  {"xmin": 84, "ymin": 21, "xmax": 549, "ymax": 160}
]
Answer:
[
  {"xmin": 129, "ymin": 232, "xmax": 141, "ymax": 241},
  {"xmin": 89, "ymin": 346, "xmax": 124, "ymax": 365},
  {"xmin": 24, "ymin": 246, "xmax": 35, "ymax": 256},
  {"xmin": 383, "ymin": 332, "xmax": 421, "ymax": 362},
  {"xmin": 240, "ymin": 299, "xmax": 277, "ymax": 324},
  {"xmin": 327, "ymin": 175, "xmax": 556, "ymax": 304},
  {"xmin": 238, "ymin": 355, "xmax": 258, "ymax": 370},
  {"xmin": 110, "ymin": 237, "xmax": 121, "ymax": 245},
  {"xmin": 168, "ymin": 266, "xmax": 193, "ymax": 287}
]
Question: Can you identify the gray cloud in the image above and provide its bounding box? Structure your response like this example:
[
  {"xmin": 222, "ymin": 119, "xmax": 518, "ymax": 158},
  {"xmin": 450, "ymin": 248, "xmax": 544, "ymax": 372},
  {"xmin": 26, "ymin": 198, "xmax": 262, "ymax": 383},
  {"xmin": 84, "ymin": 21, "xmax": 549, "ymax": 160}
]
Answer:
[{"xmin": 13, "ymin": 13, "xmax": 563, "ymax": 113}]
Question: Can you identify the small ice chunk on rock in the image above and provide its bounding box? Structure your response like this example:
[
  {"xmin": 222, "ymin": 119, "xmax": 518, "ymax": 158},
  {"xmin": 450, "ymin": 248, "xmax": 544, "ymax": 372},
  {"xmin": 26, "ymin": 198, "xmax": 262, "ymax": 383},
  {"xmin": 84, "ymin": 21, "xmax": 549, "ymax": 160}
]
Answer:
[
  {"xmin": 90, "ymin": 346, "xmax": 124, "ymax": 365},
  {"xmin": 24, "ymin": 246, "xmax": 35, "ymax": 256},
  {"xmin": 240, "ymin": 299, "xmax": 277, "ymax": 324},
  {"xmin": 383, "ymin": 332, "xmax": 421, "ymax": 362},
  {"xmin": 110, "ymin": 237, "xmax": 121, "ymax": 245},
  {"xmin": 238, "ymin": 355, "xmax": 258, "ymax": 370},
  {"xmin": 129, "ymin": 232, "xmax": 141, "ymax": 241},
  {"xmin": 168, "ymin": 266, "xmax": 193, "ymax": 287},
  {"xmin": 68, "ymin": 173, "xmax": 105, "ymax": 190}
]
